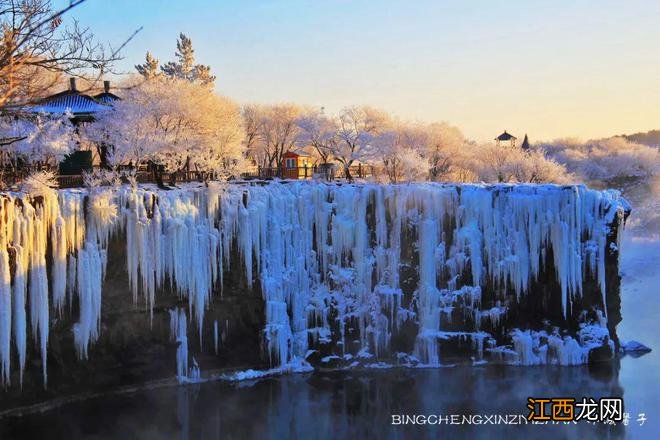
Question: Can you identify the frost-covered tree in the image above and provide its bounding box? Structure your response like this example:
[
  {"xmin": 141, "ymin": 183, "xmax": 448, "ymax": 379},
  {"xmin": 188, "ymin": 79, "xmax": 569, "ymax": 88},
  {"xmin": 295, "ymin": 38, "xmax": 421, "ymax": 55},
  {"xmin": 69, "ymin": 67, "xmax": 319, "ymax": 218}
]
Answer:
[
  {"xmin": 19, "ymin": 169, "xmax": 58, "ymax": 194},
  {"xmin": 538, "ymin": 137, "xmax": 659, "ymax": 183},
  {"xmin": 396, "ymin": 146, "xmax": 431, "ymax": 183},
  {"xmin": 241, "ymin": 104, "xmax": 264, "ymax": 166},
  {"xmin": 521, "ymin": 134, "xmax": 530, "ymax": 150},
  {"xmin": 135, "ymin": 52, "xmax": 160, "ymax": 79},
  {"xmin": 87, "ymin": 77, "xmax": 244, "ymax": 179},
  {"xmin": 334, "ymin": 106, "xmax": 389, "ymax": 181},
  {"xmin": 297, "ymin": 109, "xmax": 337, "ymax": 167},
  {"xmin": 473, "ymin": 143, "xmax": 516, "ymax": 183},
  {"xmin": 516, "ymin": 149, "xmax": 571, "ymax": 183},
  {"xmin": 468, "ymin": 143, "xmax": 571, "ymax": 184},
  {"xmin": 0, "ymin": 111, "xmax": 77, "ymax": 170},
  {"xmin": 421, "ymin": 122, "xmax": 467, "ymax": 180},
  {"xmin": 625, "ymin": 129, "xmax": 660, "ymax": 147},
  {"xmin": 372, "ymin": 122, "xmax": 431, "ymax": 183},
  {"xmin": 254, "ymin": 104, "xmax": 303, "ymax": 168},
  {"xmin": 157, "ymin": 33, "xmax": 215, "ymax": 86},
  {"xmin": 0, "ymin": 0, "xmax": 125, "ymax": 107}
]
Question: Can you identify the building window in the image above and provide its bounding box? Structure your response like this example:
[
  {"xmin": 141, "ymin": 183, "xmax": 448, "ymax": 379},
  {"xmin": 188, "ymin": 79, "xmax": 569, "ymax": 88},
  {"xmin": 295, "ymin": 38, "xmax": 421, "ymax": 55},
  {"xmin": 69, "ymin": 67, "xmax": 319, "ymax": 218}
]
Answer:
[{"xmin": 286, "ymin": 158, "xmax": 296, "ymax": 168}]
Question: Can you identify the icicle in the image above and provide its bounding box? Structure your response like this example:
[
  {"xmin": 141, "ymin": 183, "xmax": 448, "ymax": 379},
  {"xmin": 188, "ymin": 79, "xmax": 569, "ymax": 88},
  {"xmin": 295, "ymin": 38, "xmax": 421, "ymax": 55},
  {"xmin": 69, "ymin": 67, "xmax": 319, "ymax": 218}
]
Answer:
[
  {"xmin": 189, "ymin": 357, "xmax": 200, "ymax": 381},
  {"xmin": 0, "ymin": 244, "xmax": 11, "ymax": 386},
  {"xmin": 174, "ymin": 308, "xmax": 188, "ymax": 379},
  {"xmin": 73, "ymin": 245, "xmax": 104, "ymax": 359},
  {"xmin": 414, "ymin": 216, "xmax": 441, "ymax": 365},
  {"xmin": 12, "ymin": 246, "xmax": 27, "ymax": 386},
  {"xmin": 28, "ymin": 212, "xmax": 49, "ymax": 387},
  {"xmin": 51, "ymin": 217, "xmax": 68, "ymax": 313},
  {"xmin": 511, "ymin": 329, "xmax": 543, "ymax": 366},
  {"xmin": 214, "ymin": 320, "xmax": 219, "ymax": 355},
  {"xmin": 87, "ymin": 190, "xmax": 118, "ymax": 247}
]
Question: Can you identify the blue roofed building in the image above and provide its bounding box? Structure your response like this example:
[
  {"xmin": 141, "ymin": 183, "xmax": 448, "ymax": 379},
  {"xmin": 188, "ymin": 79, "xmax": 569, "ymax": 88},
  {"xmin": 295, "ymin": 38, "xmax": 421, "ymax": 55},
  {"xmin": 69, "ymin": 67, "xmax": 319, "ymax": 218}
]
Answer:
[
  {"xmin": 25, "ymin": 78, "xmax": 118, "ymax": 124},
  {"xmin": 21, "ymin": 78, "xmax": 120, "ymax": 171}
]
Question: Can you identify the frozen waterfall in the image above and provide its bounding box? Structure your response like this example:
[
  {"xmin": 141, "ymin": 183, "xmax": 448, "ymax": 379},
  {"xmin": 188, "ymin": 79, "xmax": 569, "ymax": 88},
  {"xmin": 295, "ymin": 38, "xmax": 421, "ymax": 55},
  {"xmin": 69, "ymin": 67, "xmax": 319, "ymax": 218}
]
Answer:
[{"xmin": 0, "ymin": 182, "xmax": 629, "ymax": 388}]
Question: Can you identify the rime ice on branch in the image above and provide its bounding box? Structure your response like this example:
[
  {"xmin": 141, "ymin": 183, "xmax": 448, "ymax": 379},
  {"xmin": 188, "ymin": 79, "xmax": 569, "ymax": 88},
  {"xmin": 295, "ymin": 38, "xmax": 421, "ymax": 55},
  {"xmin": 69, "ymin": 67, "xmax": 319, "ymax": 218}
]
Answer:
[{"xmin": 0, "ymin": 182, "xmax": 629, "ymax": 387}]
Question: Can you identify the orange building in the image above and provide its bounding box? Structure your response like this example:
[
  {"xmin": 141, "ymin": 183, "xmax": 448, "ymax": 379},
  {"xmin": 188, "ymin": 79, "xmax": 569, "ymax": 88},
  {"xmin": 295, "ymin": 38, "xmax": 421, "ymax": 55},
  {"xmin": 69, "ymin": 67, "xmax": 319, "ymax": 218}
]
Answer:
[{"xmin": 282, "ymin": 151, "xmax": 314, "ymax": 179}]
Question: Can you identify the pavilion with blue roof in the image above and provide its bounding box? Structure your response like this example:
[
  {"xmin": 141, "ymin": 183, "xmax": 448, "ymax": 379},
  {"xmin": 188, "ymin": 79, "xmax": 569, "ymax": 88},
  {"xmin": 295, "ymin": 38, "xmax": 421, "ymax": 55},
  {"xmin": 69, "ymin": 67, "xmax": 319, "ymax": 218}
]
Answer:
[{"xmin": 25, "ymin": 78, "xmax": 118, "ymax": 124}]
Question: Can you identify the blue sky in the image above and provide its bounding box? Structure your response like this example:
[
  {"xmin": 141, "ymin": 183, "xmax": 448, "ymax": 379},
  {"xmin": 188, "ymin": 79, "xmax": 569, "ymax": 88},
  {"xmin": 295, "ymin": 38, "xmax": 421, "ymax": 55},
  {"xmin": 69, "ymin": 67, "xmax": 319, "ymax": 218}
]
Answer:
[{"xmin": 66, "ymin": 0, "xmax": 660, "ymax": 141}]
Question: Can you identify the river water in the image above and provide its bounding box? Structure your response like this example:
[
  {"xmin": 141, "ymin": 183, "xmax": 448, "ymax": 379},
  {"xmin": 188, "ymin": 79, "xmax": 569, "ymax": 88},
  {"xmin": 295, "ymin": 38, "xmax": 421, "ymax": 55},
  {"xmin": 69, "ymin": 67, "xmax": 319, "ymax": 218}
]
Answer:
[{"xmin": 1, "ymin": 210, "xmax": 658, "ymax": 439}]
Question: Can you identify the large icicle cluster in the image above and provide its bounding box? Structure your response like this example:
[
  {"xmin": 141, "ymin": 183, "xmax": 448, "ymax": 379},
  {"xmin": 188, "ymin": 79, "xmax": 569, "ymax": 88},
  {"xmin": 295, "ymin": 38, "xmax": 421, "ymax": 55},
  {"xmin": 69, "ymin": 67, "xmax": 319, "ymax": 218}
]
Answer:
[{"xmin": 0, "ymin": 182, "xmax": 628, "ymax": 387}]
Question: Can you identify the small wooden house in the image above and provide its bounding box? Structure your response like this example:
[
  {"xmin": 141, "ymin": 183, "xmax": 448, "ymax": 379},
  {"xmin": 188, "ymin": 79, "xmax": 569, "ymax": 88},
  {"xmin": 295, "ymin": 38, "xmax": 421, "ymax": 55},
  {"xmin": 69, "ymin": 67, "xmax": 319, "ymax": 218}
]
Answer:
[{"xmin": 282, "ymin": 151, "xmax": 313, "ymax": 179}]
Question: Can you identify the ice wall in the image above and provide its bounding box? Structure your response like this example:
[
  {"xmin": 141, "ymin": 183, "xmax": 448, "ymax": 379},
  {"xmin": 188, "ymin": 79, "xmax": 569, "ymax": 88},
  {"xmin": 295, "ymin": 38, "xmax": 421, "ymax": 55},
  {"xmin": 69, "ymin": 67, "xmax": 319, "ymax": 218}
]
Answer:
[{"xmin": 0, "ymin": 182, "xmax": 629, "ymax": 387}]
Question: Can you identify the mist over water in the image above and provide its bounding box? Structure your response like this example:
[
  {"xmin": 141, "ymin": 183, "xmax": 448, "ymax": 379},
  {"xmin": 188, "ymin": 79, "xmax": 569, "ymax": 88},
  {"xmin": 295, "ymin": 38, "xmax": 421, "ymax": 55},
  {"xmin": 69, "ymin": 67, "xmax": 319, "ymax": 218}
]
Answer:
[
  {"xmin": 0, "ymin": 363, "xmax": 638, "ymax": 439},
  {"xmin": 616, "ymin": 237, "xmax": 660, "ymax": 436}
]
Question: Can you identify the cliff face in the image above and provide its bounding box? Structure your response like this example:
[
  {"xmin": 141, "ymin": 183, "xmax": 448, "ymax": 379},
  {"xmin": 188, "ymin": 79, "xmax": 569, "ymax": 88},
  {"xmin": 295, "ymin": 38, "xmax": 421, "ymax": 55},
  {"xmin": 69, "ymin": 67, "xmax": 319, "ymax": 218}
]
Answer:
[
  {"xmin": 0, "ymin": 182, "xmax": 629, "ymax": 410},
  {"xmin": 0, "ymin": 232, "xmax": 265, "ymax": 411}
]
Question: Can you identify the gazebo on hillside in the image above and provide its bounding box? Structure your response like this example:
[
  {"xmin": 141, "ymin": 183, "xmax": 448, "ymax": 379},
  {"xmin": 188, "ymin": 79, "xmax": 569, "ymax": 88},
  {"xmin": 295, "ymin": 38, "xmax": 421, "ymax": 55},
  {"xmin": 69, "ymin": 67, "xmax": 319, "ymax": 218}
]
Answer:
[{"xmin": 495, "ymin": 130, "xmax": 517, "ymax": 148}]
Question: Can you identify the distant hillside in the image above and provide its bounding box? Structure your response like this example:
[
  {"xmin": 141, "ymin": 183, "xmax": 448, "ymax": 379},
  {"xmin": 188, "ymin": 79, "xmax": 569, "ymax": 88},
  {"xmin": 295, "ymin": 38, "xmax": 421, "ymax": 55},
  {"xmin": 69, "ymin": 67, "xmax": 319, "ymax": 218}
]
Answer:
[{"xmin": 624, "ymin": 130, "xmax": 660, "ymax": 147}]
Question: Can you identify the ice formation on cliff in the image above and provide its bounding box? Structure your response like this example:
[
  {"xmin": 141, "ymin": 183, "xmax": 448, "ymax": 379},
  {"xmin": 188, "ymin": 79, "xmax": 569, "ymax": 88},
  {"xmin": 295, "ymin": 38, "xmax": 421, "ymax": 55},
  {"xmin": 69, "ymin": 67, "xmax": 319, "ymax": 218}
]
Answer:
[
  {"xmin": 170, "ymin": 308, "xmax": 188, "ymax": 379},
  {"xmin": 0, "ymin": 182, "xmax": 628, "ymax": 387}
]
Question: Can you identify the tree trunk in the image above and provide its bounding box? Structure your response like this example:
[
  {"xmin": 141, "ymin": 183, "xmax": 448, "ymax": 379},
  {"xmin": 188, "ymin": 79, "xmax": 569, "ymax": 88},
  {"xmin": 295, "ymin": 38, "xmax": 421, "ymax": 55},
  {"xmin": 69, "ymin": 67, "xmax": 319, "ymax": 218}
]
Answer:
[
  {"xmin": 155, "ymin": 170, "xmax": 168, "ymax": 189},
  {"xmin": 344, "ymin": 164, "xmax": 353, "ymax": 182},
  {"xmin": 97, "ymin": 143, "xmax": 111, "ymax": 170}
]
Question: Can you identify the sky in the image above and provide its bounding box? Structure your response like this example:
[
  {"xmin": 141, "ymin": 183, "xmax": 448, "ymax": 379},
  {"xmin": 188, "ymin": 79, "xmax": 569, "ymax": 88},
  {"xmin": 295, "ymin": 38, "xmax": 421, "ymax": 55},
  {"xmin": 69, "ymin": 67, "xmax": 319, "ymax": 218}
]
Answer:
[{"xmin": 65, "ymin": 0, "xmax": 660, "ymax": 142}]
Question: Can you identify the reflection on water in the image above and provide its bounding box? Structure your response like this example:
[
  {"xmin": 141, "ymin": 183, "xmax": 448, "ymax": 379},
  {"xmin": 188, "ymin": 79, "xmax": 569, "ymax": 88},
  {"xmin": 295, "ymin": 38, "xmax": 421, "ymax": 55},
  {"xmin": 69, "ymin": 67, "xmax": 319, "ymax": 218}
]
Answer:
[
  {"xmin": 0, "ymin": 237, "xmax": 658, "ymax": 440},
  {"xmin": 0, "ymin": 365, "xmax": 638, "ymax": 440}
]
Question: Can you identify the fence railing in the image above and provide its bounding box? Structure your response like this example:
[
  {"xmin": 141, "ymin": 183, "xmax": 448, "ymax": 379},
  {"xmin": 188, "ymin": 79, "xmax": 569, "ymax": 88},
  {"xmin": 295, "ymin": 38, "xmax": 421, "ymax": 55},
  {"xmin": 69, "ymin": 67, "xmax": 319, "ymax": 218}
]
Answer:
[
  {"xmin": 57, "ymin": 174, "xmax": 84, "ymax": 188},
  {"xmin": 1, "ymin": 164, "xmax": 376, "ymax": 190},
  {"xmin": 335, "ymin": 164, "xmax": 374, "ymax": 179},
  {"xmin": 242, "ymin": 166, "xmax": 314, "ymax": 180},
  {"xmin": 244, "ymin": 164, "xmax": 374, "ymax": 180},
  {"xmin": 1, "ymin": 169, "xmax": 217, "ymax": 189}
]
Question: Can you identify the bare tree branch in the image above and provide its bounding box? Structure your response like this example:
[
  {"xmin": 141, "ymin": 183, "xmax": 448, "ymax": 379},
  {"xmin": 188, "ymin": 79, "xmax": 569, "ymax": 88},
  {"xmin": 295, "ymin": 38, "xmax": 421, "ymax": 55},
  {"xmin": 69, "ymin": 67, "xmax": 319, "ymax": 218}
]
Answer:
[{"xmin": 0, "ymin": 0, "xmax": 139, "ymax": 108}]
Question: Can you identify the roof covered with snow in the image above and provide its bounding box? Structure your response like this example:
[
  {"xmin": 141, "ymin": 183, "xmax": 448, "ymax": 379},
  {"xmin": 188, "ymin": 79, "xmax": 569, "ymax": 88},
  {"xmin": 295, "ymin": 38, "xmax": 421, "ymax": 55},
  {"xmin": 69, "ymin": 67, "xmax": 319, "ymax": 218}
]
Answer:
[
  {"xmin": 93, "ymin": 92, "xmax": 121, "ymax": 105},
  {"xmin": 25, "ymin": 90, "xmax": 110, "ymax": 116},
  {"xmin": 24, "ymin": 78, "xmax": 120, "ymax": 116}
]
